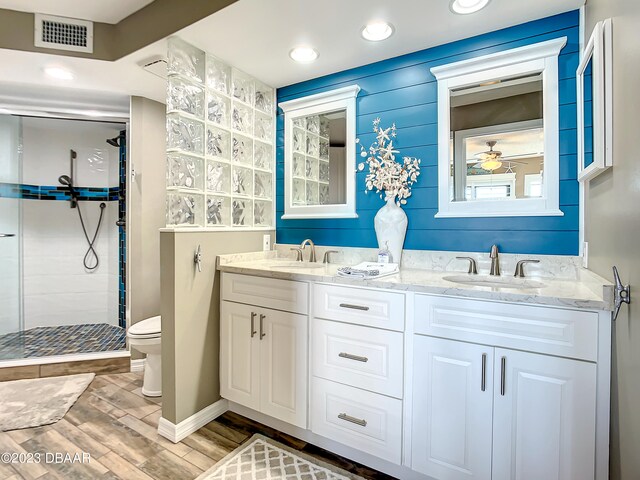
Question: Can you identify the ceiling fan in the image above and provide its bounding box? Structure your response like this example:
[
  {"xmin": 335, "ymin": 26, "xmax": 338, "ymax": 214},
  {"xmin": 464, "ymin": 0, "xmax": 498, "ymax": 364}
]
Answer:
[{"xmin": 471, "ymin": 140, "xmax": 526, "ymax": 172}]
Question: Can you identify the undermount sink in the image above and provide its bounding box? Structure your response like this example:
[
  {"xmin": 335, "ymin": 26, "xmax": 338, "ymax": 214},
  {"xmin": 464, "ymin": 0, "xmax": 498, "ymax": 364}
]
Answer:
[
  {"xmin": 443, "ymin": 275, "xmax": 545, "ymax": 290},
  {"xmin": 267, "ymin": 261, "xmax": 326, "ymax": 270}
]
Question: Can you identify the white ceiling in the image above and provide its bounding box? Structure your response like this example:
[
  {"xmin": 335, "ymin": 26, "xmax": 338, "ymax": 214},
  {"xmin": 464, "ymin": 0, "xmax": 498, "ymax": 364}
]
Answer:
[
  {"xmin": 179, "ymin": 0, "xmax": 584, "ymax": 88},
  {"xmin": 0, "ymin": 0, "xmax": 155, "ymax": 23},
  {"xmin": 0, "ymin": 41, "xmax": 168, "ymax": 107},
  {"xmin": 0, "ymin": 0, "xmax": 584, "ymax": 110}
]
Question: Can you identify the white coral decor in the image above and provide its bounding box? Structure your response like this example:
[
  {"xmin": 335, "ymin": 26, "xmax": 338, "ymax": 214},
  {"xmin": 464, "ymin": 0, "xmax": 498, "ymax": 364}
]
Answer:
[{"xmin": 358, "ymin": 118, "xmax": 421, "ymax": 205}]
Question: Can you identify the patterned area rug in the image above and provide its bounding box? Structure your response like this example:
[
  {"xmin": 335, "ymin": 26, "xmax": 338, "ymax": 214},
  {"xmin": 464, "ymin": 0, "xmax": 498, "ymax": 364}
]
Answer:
[
  {"xmin": 198, "ymin": 434, "xmax": 366, "ymax": 480},
  {"xmin": 0, "ymin": 373, "xmax": 95, "ymax": 431}
]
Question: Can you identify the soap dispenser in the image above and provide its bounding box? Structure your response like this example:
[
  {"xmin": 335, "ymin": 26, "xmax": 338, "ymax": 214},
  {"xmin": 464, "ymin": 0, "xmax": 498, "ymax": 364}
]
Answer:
[{"xmin": 378, "ymin": 241, "xmax": 392, "ymax": 264}]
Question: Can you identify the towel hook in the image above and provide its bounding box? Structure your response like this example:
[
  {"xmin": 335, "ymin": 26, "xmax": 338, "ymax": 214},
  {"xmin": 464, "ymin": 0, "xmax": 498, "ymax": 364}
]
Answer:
[
  {"xmin": 613, "ymin": 266, "xmax": 630, "ymax": 321},
  {"xmin": 194, "ymin": 244, "xmax": 202, "ymax": 273}
]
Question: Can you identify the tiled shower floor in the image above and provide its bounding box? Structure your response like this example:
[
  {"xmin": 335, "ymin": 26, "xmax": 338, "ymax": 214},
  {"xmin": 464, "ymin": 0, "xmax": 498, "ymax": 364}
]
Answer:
[{"xmin": 0, "ymin": 323, "xmax": 126, "ymax": 360}]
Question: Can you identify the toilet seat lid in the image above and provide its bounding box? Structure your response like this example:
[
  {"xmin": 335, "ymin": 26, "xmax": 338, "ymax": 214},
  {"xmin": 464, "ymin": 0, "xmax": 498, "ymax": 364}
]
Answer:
[{"xmin": 129, "ymin": 316, "xmax": 161, "ymax": 336}]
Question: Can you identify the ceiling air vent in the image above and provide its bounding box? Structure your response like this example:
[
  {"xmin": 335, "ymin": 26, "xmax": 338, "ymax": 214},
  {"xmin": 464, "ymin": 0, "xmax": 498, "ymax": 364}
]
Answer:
[
  {"xmin": 34, "ymin": 14, "xmax": 94, "ymax": 53},
  {"xmin": 140, "ymin": 56, "xmax": 168, "ymax": 80}
]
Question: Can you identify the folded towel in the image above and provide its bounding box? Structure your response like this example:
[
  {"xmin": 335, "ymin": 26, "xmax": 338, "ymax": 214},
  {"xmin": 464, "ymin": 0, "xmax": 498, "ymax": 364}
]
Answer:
[{"xmin": 337, "ymin": 262, "xmax": 399, "ymax": 279}]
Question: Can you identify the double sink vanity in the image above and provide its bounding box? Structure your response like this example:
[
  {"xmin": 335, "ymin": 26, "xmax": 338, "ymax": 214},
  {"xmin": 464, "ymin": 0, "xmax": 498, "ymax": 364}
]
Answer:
[{"xmin": 217, "ymin": 243, "xmax": 613, "ymax": 480}]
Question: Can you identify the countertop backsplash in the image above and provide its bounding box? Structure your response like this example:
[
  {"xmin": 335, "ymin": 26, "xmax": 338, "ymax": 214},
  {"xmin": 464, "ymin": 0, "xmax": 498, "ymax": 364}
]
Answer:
[{"xmin": 271, "ymin": 244, "xmax": 583, "ymax": 280}]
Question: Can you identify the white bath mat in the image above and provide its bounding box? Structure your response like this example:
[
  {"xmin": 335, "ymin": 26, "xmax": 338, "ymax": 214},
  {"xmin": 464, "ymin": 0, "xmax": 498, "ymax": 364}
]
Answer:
[
  {"xmin": 197, "ymin": 434, "xmax": 366, "ymax": 480},
  {"xmin": 0, "ymin": 373, "xmax": 95, "ymax": 431}
]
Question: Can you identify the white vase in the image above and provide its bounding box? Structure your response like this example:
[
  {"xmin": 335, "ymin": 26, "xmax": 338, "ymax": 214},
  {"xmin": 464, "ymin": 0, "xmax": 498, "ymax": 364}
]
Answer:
[{"xmin": 374, "ymin": 196, "xmax": 408, "ymax": 265}]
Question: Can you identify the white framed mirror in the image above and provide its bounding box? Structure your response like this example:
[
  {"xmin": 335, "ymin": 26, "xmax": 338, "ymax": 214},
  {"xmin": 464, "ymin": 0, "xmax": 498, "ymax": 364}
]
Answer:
[
  {"xmin": 577, "ymin": 19, "xmax": 612, "ymax": 182},
  {"xmin": 431, "ymin": 38, "xmax": 567, "ymax": 218},
  {"xmin": 279, "ymin": 85, "xmax": 360, "ymax": 219}
]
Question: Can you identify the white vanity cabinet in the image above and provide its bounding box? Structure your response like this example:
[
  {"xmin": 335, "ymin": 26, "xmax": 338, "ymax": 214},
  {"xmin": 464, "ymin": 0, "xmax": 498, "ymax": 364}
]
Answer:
[
  {"xmin": 220, "ymin": 273, "xmax": 309, "ymax": 428},
  {"xmin": 310, "ymin": 283, "xmax": 405, "ymax": 465},
  {"xmin": 411, "ymin": 294, "xmax": 601, "ymax": 480},
  {"xmin": 411, "ymin": 336, "xmax": 494, "ymax": 480},
  {"xmin": 219, "ymin": 270, "xmax": 610, "ymax": 480}
]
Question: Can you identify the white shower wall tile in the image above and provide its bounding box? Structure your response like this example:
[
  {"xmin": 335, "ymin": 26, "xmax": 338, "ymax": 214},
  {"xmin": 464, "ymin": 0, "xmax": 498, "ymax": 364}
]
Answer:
[
  {"xmin": 21, "ymin": 117, "xmax": 122, "ymax": 187},
  {"xmin": 21, "ymin": 196, "xmax": 119, "ymax": 329}
]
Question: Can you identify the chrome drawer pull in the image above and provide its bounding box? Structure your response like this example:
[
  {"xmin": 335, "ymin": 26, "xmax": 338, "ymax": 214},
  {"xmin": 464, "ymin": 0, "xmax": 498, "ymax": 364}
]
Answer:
[
  {"xmin": 481, "ymin": 353, "xmax": 487, "ymax": 392},
  {"xmin": 339, "ymin": 303, "xmax": 370, "ymax": 311},
  {"xmin": 338, "ymin": 413, "xmax": 367, "ymax": 427},
  {"xmin": 250, "ymin": 312, "xmax": 257, "ymax": 338},
  {"xmin": 339, "ymin": 352, "xmax": 369, "ymax": 363},
  {"xmin": 500, "ymin": 356, "xmax": 506, "ymax": 396}
]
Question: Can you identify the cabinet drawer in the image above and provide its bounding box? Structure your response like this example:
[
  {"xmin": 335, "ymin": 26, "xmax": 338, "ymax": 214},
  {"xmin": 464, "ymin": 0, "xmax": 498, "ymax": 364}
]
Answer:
[
  {"xmin": 414, "ymin": 295, "xmax": 598, "ymax": 361},
  {"xmin": 222, "ymin": 272, "xmax": 308, "ymax": 314},
  {"xmin": 311, "ymin": 377, "xmax": 402, "ymax": 465},
  {"xmin": 313, "ymin": 283, "xmax": 405, "ymax": 331},
  {"xmin": 312, "ymin": 319, "xmax": 404, "ymax": 398}
]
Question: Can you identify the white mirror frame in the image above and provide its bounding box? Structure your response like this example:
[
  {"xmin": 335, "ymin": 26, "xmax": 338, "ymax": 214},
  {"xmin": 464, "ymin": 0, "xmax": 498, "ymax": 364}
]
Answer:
[
  {"xmin": 279, "ymin": 85, "xmax": 360, "ymax": 219},
  {"xmin": 431, "ymin": 38, "xmax": 567, "ymax": 218},
  {"xmin": 577, "ymin": 19, "xmax": 613, "ymax": 182}
]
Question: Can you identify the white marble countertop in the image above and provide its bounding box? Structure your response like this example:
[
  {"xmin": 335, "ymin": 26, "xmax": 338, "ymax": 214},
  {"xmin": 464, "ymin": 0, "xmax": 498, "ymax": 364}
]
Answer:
[{"xmin": 217, "ymin": 251, "xmax": 614, "ymax": 311}]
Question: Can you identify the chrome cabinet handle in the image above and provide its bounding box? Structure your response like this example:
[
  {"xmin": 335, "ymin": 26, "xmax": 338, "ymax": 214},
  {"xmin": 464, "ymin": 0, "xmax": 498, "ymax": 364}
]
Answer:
[
  {"xmin": 481, "ymin": 353, "xmax": 487, "ymax": 392},
  {"xmin": 250, "ymin": 312, "xmax": 257, "ymax": 338},
  {"xmin": 0, "ymin": 233, "xmax": 16, "ymax": 238},
  {"xmin": 259, "ymin": 314, "xmax": 266, "ymax": 339},
  {"xmin": 339, "ymin": 303, "xmax": 369, "ymax": 311},
  {"xmin": 500, "ymin": 356, "xmax": 506, "ymax": 396},
  {"xmin": 339, "ymin": 352, "xmax": 369, "ymax": 363},
  {"xmin": 338, "ymin": 413, "xmax": 367, "ymax": 427}
]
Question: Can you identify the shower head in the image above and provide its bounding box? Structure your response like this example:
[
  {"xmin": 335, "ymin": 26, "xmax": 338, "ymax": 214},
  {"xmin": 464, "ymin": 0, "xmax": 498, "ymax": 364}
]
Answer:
[
  {"xmin": 58, "ymin": 174, "xmax": 73, "ymax": 187},
  {"xmin": 58, "ymin": 174, "xmax": 78, "ymax": 208},
  {"xmin": 107, "ymin": 133, "xmax": 125, "ymax": 147}
]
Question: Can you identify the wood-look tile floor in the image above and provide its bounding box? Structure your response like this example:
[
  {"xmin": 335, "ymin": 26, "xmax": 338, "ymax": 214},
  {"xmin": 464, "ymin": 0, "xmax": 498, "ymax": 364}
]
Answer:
[{"xmin": 0, "ymin": 372, "xmax": 396, "ymax": 480}]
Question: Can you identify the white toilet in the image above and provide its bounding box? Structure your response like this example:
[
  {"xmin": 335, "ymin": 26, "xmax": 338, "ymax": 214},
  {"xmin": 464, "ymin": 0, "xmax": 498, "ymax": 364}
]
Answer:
[{"xmin": 128, "ymin": 316, "xmax": 162, "ymax": 397}]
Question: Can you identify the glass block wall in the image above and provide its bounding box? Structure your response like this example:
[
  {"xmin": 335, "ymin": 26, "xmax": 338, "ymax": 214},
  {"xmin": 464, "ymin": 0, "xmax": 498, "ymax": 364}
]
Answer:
[
  {"xmin": 165, "ymin": 37, "xmax": 275, "ymax": 228},
  {"xmin": 292, "ymin": 114, "xmax": 331, "ymax": 206}
]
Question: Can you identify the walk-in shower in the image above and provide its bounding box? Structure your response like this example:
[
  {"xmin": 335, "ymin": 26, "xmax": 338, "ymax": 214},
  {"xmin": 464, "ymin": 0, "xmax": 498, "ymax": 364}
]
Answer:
[{"xmin": 0, "ymin": 114, "xmax": 128, "ymax": 361}]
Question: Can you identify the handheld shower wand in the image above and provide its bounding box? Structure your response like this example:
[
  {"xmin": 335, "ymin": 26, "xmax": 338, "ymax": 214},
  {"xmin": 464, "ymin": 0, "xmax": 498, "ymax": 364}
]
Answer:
[
  {"xmin": 57, "ymin": 174, "xmax": 78, "ymax": 208},
  {"xmin": 58, "ymin": 152, "xmax": 106, "ymax": 271}
]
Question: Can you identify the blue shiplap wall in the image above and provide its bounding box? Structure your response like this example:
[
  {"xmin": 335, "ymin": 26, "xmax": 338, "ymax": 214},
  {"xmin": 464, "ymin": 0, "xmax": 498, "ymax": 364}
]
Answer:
[{"xmin": 275, "ymin": 11, "xmax": 580, "ymax": 255}]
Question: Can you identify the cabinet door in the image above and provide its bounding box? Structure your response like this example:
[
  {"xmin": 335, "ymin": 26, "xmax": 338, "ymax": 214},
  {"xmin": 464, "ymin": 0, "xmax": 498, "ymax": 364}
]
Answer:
[
  {"xmin": 259, "ymin": 308, "xmax": 308, "ymax": 428},
  {"xmin": 492, "ymin": 349, "xmax": 597, "ymax": 480},
  {"xmin": 411, "ymin": 336, "xmax": 494, "ymax": 480},
  {"xmin": 220, "ymin": 301, "xmax": 260, "ymax": 410}
]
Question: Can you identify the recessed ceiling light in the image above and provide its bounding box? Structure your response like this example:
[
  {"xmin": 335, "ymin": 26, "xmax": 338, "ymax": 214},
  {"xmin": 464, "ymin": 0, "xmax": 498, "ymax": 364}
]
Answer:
[
  {"xmin": 43, "ymin": 66, "xmax": 74, "ymax": 80},
  {"xmin": 289, "ymin": 46, "xmax": 319, "ymax": 63},
  {"xmin": 450, "ymin": 0, "xmax": 490, "ymax": 14},
  {"xmin": 361, "ymin": 21, "xmax": 394, "ymax": 42}
]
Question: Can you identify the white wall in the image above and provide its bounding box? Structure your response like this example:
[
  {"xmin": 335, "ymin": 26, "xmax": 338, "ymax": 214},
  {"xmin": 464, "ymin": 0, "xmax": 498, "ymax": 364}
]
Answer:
[{"xmin": 20, "ymin": 117, "xmax": 124, "ymax": 329}]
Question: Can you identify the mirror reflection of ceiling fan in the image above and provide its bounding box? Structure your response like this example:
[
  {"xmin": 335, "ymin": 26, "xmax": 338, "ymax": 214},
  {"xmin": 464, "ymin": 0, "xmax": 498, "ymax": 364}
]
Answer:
[{"xmin": 472, "ymin": 140, "xmax": 527, "ymax": 172}]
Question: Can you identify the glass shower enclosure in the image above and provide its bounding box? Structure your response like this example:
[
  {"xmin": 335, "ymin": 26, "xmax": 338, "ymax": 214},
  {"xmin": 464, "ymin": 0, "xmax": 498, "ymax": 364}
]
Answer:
[{"xmin": 0, "ymin": 114, "xmax": 22, "ymax": 336}]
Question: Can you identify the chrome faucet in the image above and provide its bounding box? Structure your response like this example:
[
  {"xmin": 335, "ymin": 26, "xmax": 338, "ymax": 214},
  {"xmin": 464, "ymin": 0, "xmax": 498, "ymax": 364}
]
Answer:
[
  {"xmin": 300, "ymin": 239, "xmax": 317, "ymax": 262},
  {"xmin": 489, "ymin": 244, "xmax": 500, "ymax": 276}
]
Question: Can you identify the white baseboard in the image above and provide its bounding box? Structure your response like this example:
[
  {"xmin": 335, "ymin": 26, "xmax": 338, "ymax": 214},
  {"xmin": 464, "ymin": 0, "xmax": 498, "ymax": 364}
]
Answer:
[
  {"xmin": 158, "ymin": 398, "xmax": 229, "ymax": 443},
  {"xmin": 130, "ymin": 358, "xmax": 145, "ymax": 373}
]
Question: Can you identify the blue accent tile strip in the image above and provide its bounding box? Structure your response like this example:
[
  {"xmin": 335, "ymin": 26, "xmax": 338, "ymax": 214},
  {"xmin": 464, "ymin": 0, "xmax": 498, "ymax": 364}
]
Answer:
[
  {"xmin": 0, "ymin": 182, "xmax": 118, "ymax": 202},
  {"xmin": 275, "ymin": 11, "xmax": 581, "ymax": 256},
  {"xmin": 118, "ymin": 130, "xmax": 127, "ymax": 329}
]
